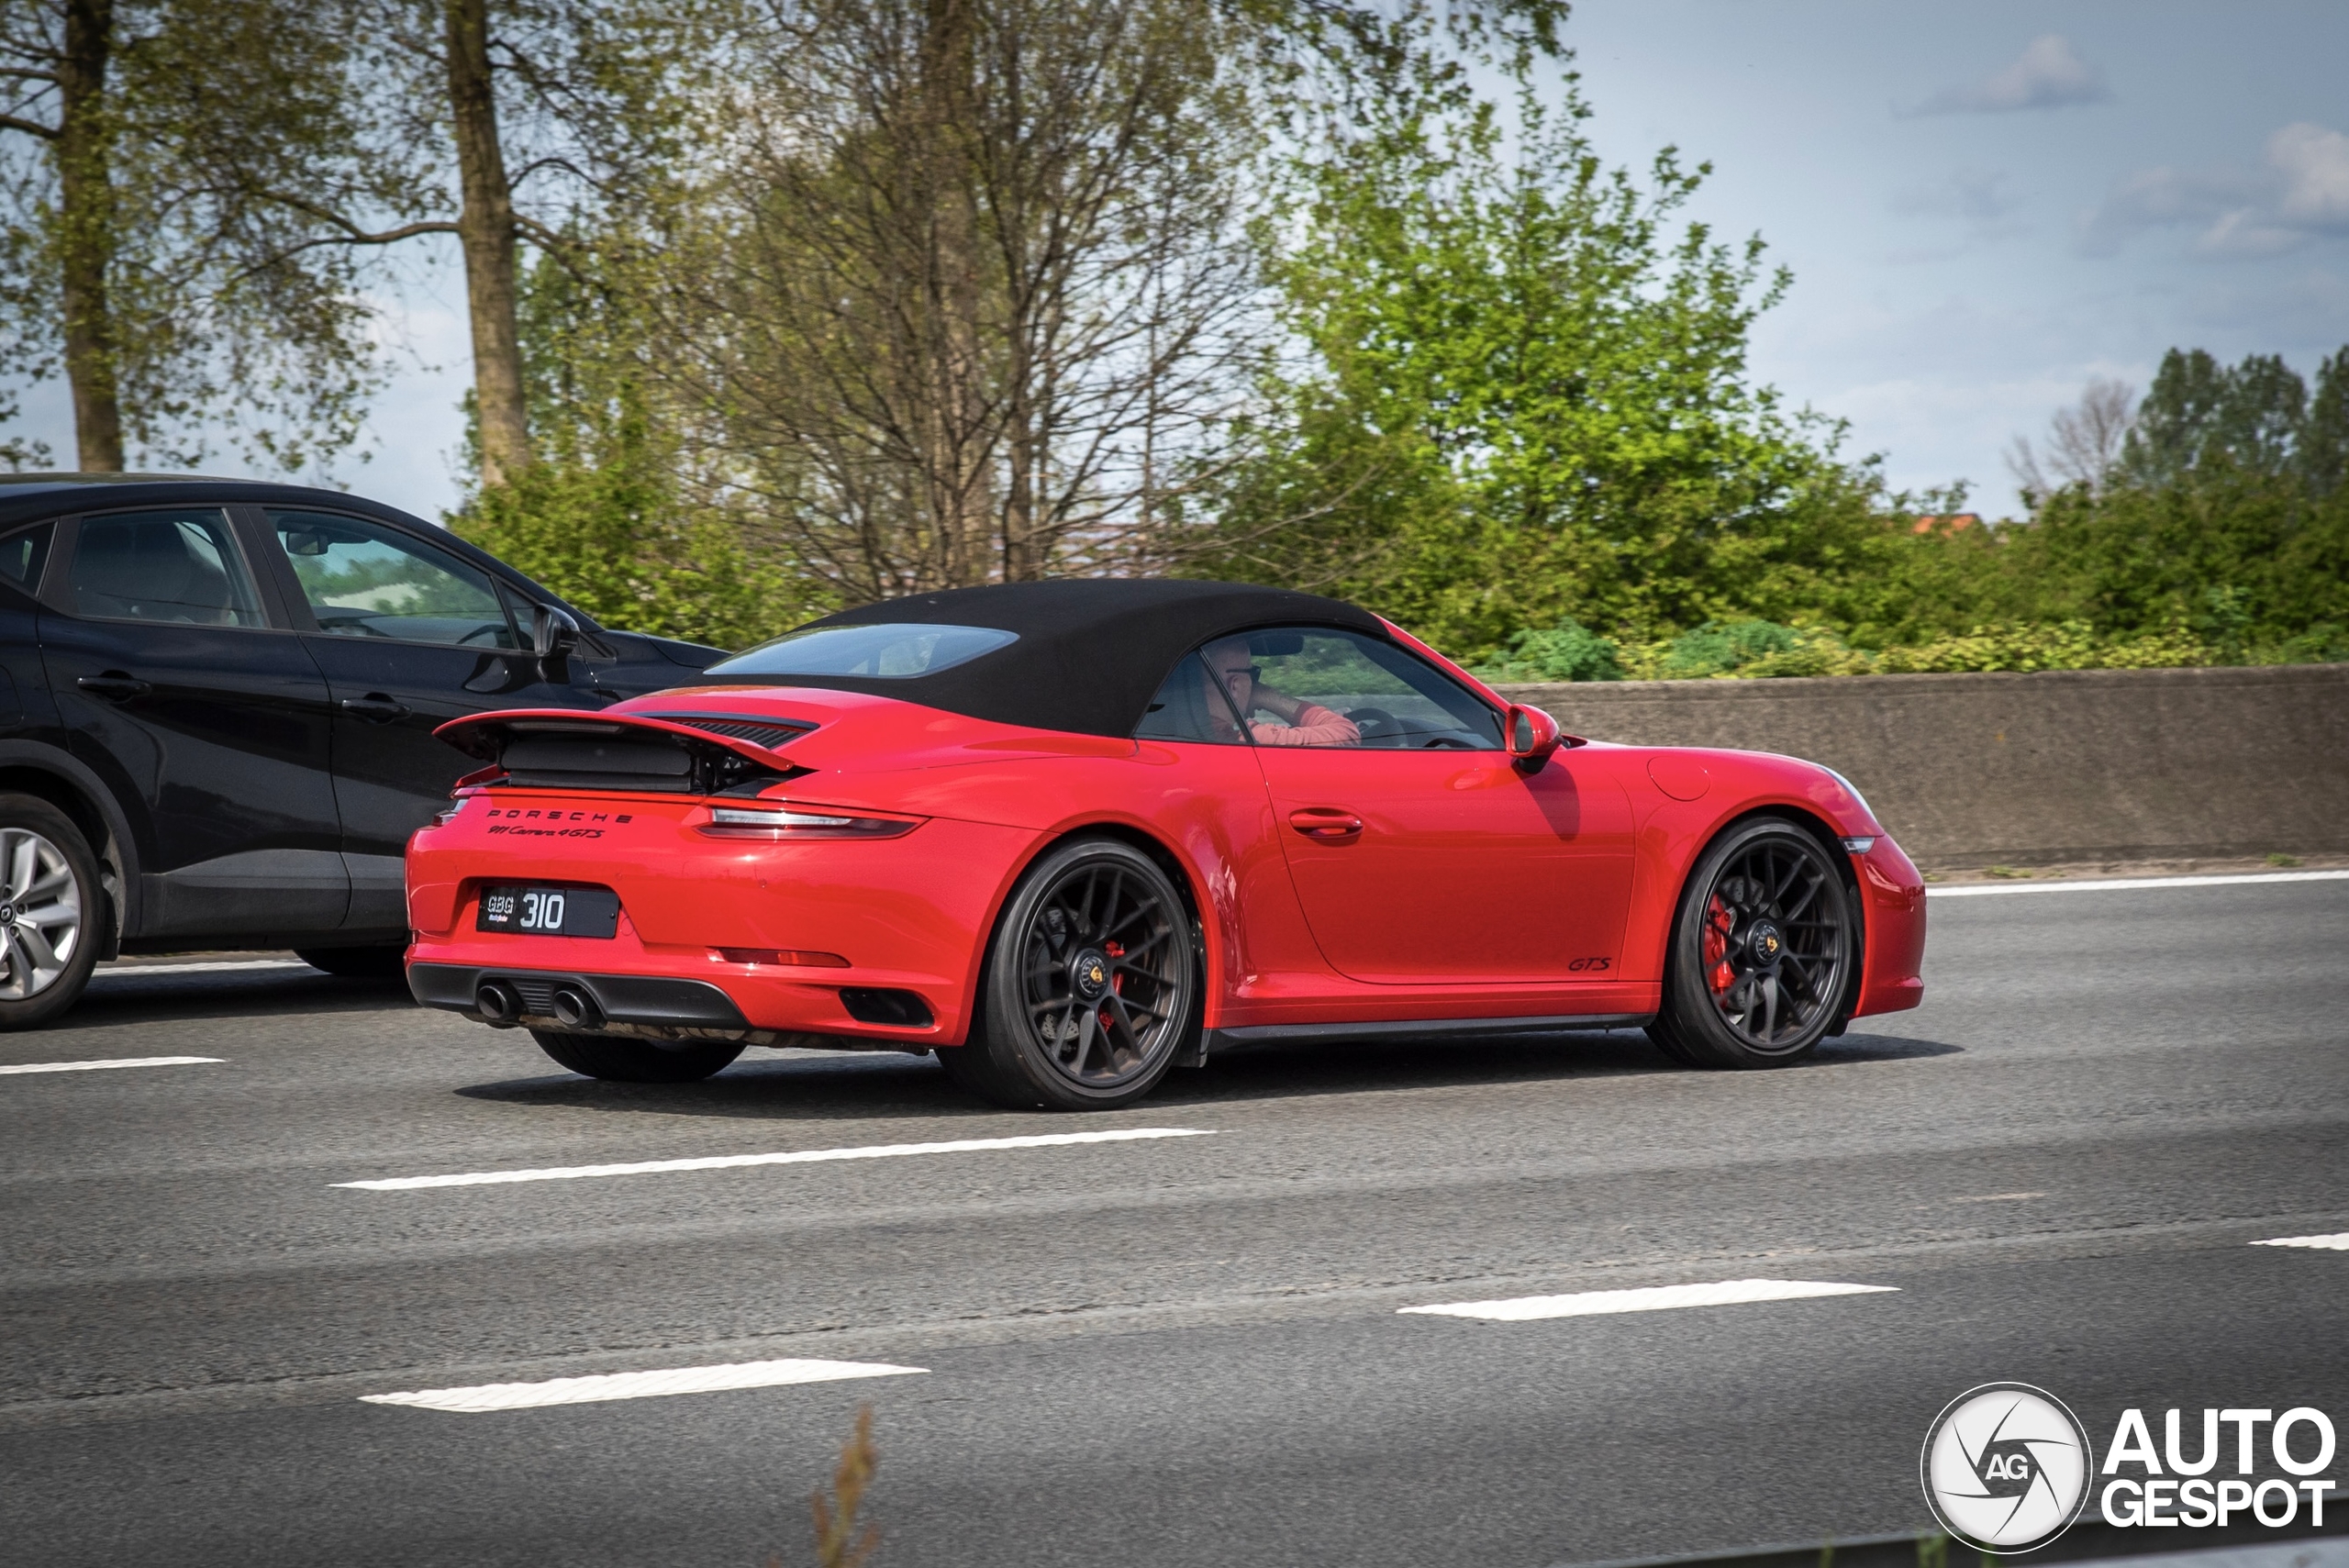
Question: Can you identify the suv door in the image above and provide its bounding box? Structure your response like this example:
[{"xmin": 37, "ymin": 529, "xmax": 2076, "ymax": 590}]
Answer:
[
  {"xmin": 251, "ymin": 508, "xmax": 609, "ymax": 931},
  {"xmin": 1227, "ymin": 626, "xmax": 1637, "ymax": 984},
  {"xmin": 37, "ymin": 506, "xmax": 348, "ymax": 939}
]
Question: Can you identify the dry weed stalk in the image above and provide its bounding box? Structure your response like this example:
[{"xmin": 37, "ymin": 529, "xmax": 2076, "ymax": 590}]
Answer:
[{"xmin": 793, "ymin": 1404, "xmax": 881, "ymax": 1568}]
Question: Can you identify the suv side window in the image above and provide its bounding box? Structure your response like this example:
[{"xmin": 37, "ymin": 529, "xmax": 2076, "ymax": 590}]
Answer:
[
  {"xmin": 0, "ymin": 521, "xmax": 51, "ymax": 594},
  {"xmin": 269, "ymin": 510, "xmax": 518, "ymax": 649},
  {"xmin": 67, "ymin": 509, "xmax": 266, "ymax": 627}
]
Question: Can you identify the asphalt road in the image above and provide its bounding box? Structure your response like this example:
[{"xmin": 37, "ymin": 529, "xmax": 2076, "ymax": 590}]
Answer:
[{"xmin": 3, "ymin": 878, "xmax": 2345, "ymax": 1568}]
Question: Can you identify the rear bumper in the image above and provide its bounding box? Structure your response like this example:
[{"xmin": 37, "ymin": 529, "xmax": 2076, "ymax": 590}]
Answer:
[
  {"xmin": 409, "ymin": 963, "xmax": 752, "ymax": 1036},
  {"xmin": 406, "ymin": 791, "xmax": 1040, "ymax": 1046}
]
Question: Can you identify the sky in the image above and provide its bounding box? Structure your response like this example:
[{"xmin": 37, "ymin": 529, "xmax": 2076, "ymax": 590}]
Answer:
[
  {"xmin": 6, "ymin": 0, "xmax": 2346, "ymax": 523},
  {"xmin": 1562, "ymin": 0, "xmax": 2349, "ymax": 514}
]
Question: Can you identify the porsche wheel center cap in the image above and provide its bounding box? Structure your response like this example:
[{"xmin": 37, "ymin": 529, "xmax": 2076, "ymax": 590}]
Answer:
[
  {"xmin": 1747, "ymin": 921, "xmax": 1785, "ymax": 963},
  {"xmin": 1070, "ymin": 949, "xmax": 1112, "ymax": 1001}
]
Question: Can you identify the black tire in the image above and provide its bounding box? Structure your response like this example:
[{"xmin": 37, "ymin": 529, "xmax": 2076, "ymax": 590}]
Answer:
[
  {"xmin": 0, "ymin": 794, "xmax": 103, "ymax": 1031},
  {"xmin": 529, "ymin": 1029, "xmax": 745, "ymax": 1083},
  {"xmin": 1648, "ymin": 817, "xmax": 1854, "ymax": 1069},
  {"xmin": 296, "ymin": 944, "xmax": 407, "ymax": 979},
  {"xmin": 941, "ymin": 837, "xmax": 1200, "ymax": 1110}
]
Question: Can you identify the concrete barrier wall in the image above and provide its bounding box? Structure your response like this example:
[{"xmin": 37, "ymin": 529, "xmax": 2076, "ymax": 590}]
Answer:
[{"xmin": 1490, "ymin": 663, "xmax": 2349, "ymax": 870}]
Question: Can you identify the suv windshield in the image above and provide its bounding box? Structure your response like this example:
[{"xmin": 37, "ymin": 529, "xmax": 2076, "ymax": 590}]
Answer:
[{"xmin": 710, "ymin": 622, "xmax": 1017, "ymax": 678}]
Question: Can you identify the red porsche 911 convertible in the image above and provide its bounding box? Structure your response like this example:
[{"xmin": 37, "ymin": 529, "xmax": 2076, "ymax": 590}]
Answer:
[{"xmin": 405, "ymin": 581, "xmax": 1926, "ymax": 1108}]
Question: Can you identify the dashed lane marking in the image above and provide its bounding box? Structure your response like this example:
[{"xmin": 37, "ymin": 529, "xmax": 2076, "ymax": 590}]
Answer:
[
  {"xmin": 362, "ymin": 1357, "xmax": 926, "ymax": 1413},
  {"xmin": 0, "ymin": 1055, "xmax": 224, "ymax": 1075},
  {"xmin": 1929, "ymin": 870, "xmax": 2349, "ymax": 898},
  {"xmin": 2252, "ymin": 1232, "xmax": 2349, "ymax": 1251},
  {"xmin": 334, "ymin": 1127, "xmax": 1218, "ymax": 1191},
  {"xmin": 1400, "ymin": 1277, "xmax": 1898, "ymax": 1321}
]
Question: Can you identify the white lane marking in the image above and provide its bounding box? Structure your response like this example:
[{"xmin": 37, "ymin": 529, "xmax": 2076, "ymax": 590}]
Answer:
[
  {"xmin": 1400, "ymin": 1277, "xmax": 1898, "ymax": 1321},
  {"xmin": 93, "ymin": 960, "xmax": 314, "ymax": 977},
  {"xmin": 0, "ymin": 1055, "xmax": 224, "ymax": 1076},
  {"xmin": 1929, "ymin": 870, "xmax": 2349, "ymax": 898},
  {"xmin": 2253, "ymin": 1232, "xmax": 2349, "ymax": 1251},
  {"xmin": 335, "ymin": 1126, "xmax": 1217, "ymax": 1191},
  {"xmin": 362, "ymin": 1357, "xmax": 925, "ymax": 1413}
]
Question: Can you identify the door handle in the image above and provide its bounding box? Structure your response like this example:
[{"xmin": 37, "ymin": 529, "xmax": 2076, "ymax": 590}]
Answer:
[
  {"xmin": 76, "ymin": 673, "xmax": 150, "ymax": 701},
  {"xmin": 340, "ymin": 695, "xmax": 411, "ymax": 723},
  {"xmin": 1288, "ymin": 807, "xmax": 1364, "ymax": 840}
]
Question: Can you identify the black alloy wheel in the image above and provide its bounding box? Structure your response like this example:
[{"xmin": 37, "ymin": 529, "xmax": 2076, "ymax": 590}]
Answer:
[
  {"xmin": 529, "ymin": 1029, "xmax": 746, "ymax": 1083},
  {"xmin": 941, "ymin": 838, "xmax": 1200, "ymax": 1110},
  {"xmin": 1649, "ymin": 818, "xmax": 1854, "ymax": 1069}
]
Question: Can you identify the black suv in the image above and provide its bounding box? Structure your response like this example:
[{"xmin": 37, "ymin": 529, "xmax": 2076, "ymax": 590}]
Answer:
[{"xmin": 0, "ymin": 474, "xmax": 722, "ymax": 1027}]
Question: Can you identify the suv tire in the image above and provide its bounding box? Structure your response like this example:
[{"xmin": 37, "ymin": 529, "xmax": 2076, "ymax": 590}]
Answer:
[{"xmin": 0, "ymin": 794, "xmax": 104, "ymax": 1031}]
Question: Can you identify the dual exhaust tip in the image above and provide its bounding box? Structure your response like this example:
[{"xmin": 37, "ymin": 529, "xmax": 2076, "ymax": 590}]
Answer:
[{"xmin": 475, "ymin": 980, "xmax": 603, "ymax": 1031}]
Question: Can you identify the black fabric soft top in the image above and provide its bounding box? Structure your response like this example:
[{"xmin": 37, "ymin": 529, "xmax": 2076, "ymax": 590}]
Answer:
[{"xmin": 725, "ymin": 579, "xmax": 1388, "ymax": 738}]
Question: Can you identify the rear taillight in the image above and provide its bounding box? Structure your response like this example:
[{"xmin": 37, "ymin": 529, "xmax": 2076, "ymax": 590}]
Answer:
[{"xmin": 696, "ymin": 803, "xmax": 920, "ymax": 840}]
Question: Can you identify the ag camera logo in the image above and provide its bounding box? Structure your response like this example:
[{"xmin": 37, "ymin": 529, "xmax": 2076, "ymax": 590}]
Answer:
[{"xmin": 1920, "ymin": 1383, "xmax": 2094, "ymax": 1553}]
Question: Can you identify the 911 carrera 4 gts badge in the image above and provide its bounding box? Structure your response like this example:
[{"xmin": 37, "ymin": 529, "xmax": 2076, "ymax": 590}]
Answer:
[{"xmin": 482, "ymin": 806, "xmax": 635, "ymax": 840}]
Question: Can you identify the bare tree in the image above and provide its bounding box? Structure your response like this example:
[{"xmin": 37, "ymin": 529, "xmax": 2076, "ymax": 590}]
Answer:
[
  {"xmin": 340, "ymin": 0, "xmax": 712, "ymax": 490},
  {"xmin": 660, "ymin": 0, "xmax": 1262, "ymax": 603},
  {"xmin": 2008, "ymin": 375, "xmax": 2136, "ymax": 506},
  {"xmin": 0, "ymin": 0, "xmax": 414, "ymax": 471}
]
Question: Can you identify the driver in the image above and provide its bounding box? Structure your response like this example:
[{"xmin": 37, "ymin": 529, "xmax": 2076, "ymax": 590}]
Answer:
[{"xmin": 1204, "ymin": 636, "xmax": 1361, "ymax": 747}]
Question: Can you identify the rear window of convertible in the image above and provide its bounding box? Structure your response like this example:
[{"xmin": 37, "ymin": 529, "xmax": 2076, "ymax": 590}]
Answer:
[{"xmin": 708, "ymin": 622, "xmax": 1017, "ymax": 678}]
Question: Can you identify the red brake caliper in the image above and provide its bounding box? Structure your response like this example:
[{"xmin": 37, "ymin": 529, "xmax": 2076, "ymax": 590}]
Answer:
[
  {"xmin": 1703, "ymin": 895, "xmax": 1736, "ymax": 995},
  {"xmin": 1101, "ymin": 941, "xmax": 1125, "ymax": 1032}
]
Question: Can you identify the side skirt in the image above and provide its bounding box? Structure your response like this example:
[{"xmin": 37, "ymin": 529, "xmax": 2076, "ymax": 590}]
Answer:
[{"xmin": 1186, "ymin": 1012, "xmax": 1654, "ymax": 1063}]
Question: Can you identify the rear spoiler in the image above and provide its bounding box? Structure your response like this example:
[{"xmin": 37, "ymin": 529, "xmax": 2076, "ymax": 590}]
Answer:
[{"xmin": 435, "ymin": 708, "xmax": 816, "ymax": 795}]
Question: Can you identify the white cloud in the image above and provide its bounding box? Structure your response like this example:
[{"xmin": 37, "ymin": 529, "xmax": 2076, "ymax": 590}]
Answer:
[
  {"xmin": 1892, "ymin": 169, "xmax": 2022, "ymax": 224},
  {"xmin": 2271, "ymin": 122, "xmax": 2349, "ymax": 230},
  {"xmin": 2079, "ymin": 122, "xmax": 2349, "ymax": 259},
  {"xmin": 1887, "ymin": 170, "xmax": 2029, "ymax": 255},
  {"xmin": 1905, "ymin": 35, "xmax": 2108, "ymax": 117}
]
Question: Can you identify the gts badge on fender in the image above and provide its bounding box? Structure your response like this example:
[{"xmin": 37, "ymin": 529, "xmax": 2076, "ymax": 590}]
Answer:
[
  {"xmin": 484, "ymin": 806, "xmax": 634, "ymax": 840},
  {"xmin": 1566, "ymin": 956, "xmax": 1612, "ymax": 973}
]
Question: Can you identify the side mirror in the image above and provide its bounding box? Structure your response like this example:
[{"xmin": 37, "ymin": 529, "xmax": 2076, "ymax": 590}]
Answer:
[
  {"xmin": 1505, "ymin": 703, "xmax": 1563, "ymax": 773},
  {"xmin": 532, "ymin": 605, "xmax": 581, "ymax": 672}
]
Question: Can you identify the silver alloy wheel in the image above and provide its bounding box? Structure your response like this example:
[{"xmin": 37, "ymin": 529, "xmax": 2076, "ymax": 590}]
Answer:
[{"xmin": 0, "ymin": 825, "xmax": 82, "ymax": 999}]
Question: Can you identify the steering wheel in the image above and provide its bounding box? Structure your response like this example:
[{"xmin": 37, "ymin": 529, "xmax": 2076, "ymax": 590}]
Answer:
[
  {"xmin": 1419, "ymin": 733, "xmax": 1476, "ymax": 750},
  {"xmin": 1345, "ymin": 706, "xmax": 1399, "ymax": 744}
]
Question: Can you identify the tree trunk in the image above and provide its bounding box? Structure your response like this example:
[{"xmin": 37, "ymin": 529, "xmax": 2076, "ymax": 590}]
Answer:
[
  {"xmin": 57, "ymin": 0, "xmax": 122, "ymax": 472},
  {"xmin": 444, "ymin": 0, "xmax": 531, "ymax": 487},
  {"xmin": 919, "ymin": 0, "xmax": 986, "ymax": 585}
]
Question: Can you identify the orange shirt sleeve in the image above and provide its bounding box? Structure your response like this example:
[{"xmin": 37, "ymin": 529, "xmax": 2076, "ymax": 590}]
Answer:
[{"xmin": 1250, "ymin": 703, "xmax": 1361, "ymax": 747}]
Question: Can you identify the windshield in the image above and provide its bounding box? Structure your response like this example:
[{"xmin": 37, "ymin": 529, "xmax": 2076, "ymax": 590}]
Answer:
[{"xmin": 708, "ymin": 622, "xmax": 1018, "ymax": 678}]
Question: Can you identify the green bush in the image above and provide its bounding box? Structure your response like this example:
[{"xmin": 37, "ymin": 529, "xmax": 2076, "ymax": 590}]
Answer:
[{"xmin": 1471, "ymin": 617, "xmax": 1625, "ymax": 682}]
